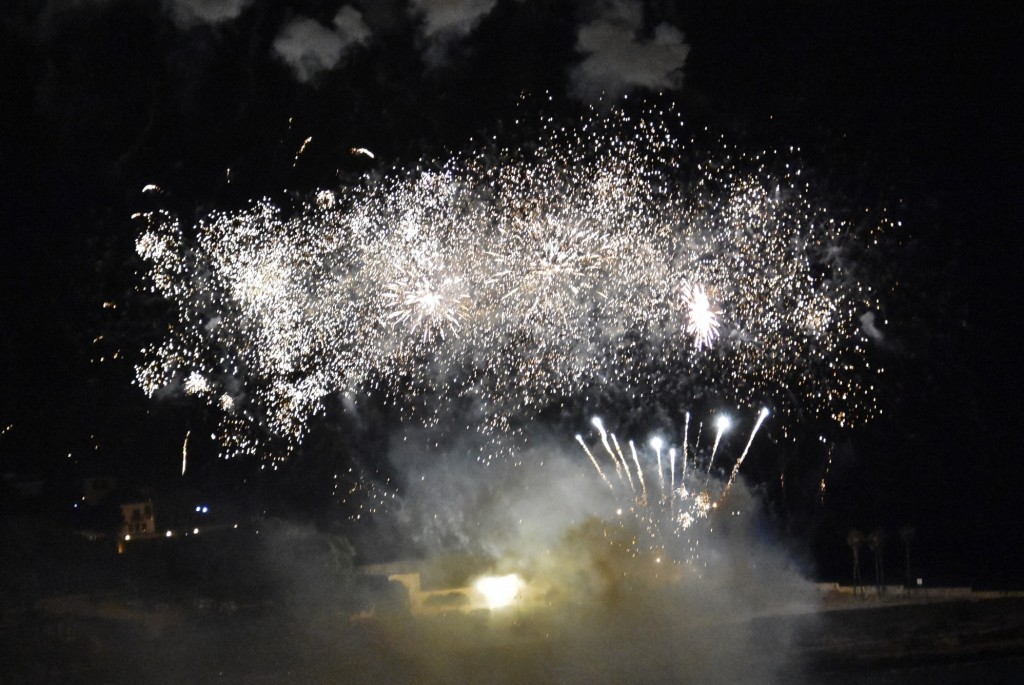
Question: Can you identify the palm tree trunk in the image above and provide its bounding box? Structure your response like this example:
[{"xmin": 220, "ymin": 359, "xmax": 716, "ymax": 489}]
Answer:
[{"xmin": 905, "ymin": 544, "xmax": 911, "ymax": 588}]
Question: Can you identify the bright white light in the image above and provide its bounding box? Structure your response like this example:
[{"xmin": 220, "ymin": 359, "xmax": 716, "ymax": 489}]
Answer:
[
  {"xmin": 193, "ymin": 527, "xmax": 199, "ymax": 535},
  {"xmin": 184, "ymin": 371, "xmax": 211, "ymax": 396},
  {"xmin": 474, "ymin": 574, "xmax": 523, "ymax": 610},
  {"xmin": 685, "ymin": 284, "xmax": 720, "ymax": 350},
  {"xmin": 649, "ymin": 436, "xmax": 664, "ymax": 450},
  {"xmin": 124, "ymin": 534, "xmax": 131, "ymax": 541},
  {"xmin": 165, "ymin": 530, "xmax": 173, "ymax": 538},
  {"xmin": 590, "ymin": 416, "xmax": 605, "ymax": 432},
  {"xmin": 716, "ymin": 415, "xmax": 731, "ymax": 432}
]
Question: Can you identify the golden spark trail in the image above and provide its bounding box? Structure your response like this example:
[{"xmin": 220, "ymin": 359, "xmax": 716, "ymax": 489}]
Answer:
[
  {"xmin": 669, "ymin": 447, "xmax": 677, "ymax": 504},
  {"xmin": 629, "ymin": 440, "xmax": 647, "ymax": 503},
  {"xmin": 650, "ymin": 436, "xmax": 665, "ymax": 496},
  {"xmin": 592, "ymin": 417, "xmax": 626, "ymax": 487},
  {"xmin": 707, "ymin": 415, "xmax": 731, "ymax": 477},
  {"xmin": 576, "ymin": 433, "xmax": 613, "ymax": 491},
  {"xmin": 182, "ymin": 430, "xmax": 190, "ymax": 476},
  {"xmin": 720, "ymin": 407, "xmax": 770, "ymax": 503},
  {"xmin": 611, "ymin": 433, "xmax": 635, "ymax": 494},
  {"xmin": 682, "ymin": 411, "xmax": 690, "ymax": 480},
  {"xmin": 820, "ymin": 440, "xmax": 834, "ymax": 505}
]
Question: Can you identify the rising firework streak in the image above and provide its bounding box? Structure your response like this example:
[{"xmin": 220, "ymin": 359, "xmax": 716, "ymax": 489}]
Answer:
[{"xmin": 576, "ymin": 408, "xmax": 769, "ymax": 543}]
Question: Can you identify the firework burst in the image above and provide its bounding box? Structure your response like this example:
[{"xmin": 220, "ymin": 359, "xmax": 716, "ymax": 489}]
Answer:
[
  {"xmin": 684, "ymin": 283, "xmax": 720, "ymax": 351},
  {"xmin": 133, "ymin": 109, "xmax": 886, "ymax": 459}
]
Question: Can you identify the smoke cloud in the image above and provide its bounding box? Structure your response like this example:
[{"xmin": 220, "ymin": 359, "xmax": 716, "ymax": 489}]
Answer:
[
  {"xmin": 410, "ymin": 0, "xmax": 499, "ymax": 39},
  {"xmin": 859, "ymin": 311, "xmax": 885, "ymax": 343},
  {"xmin": 162, "ymin": 0, "xmax": 253, "ymax": 29},
  {"xmin": 346, "ymin": 427, "xmax": 821, "ymax": 684},
  {"xmin": 570, "ymin": 0, "xmax": 690, "ymax": 101},
  {"xmin": 334, "ymin": 5, "xmax": 373, "ymax": 47},
  {"xmin": 272, "ymin": 7, "xmax": 371, "ymax": 84},
  {"xmin": 409, "ymin": 0, "xmax": 499, "ymax": 65}
]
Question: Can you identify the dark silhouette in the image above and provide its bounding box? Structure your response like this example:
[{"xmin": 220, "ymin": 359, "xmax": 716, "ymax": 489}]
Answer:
[
  {"xmin": 847, "ymin": 529, "xmax": 865, "ymax": 597},
  {"xmin": 900, "ymin": 525, "xmax": 917, "ymax": 588},
  {"xmin": 868, "ymin": 529, "xmax": 888, "ymax": 596}
]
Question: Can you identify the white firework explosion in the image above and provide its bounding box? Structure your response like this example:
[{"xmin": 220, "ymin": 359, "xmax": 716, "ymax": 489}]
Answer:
[{"xmin": 132, "ymin": 109, "xmax": 886, "ymax": 459}]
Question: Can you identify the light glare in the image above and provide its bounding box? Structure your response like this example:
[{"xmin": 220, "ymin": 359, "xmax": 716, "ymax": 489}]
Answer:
[{"xmin": 474, "ymin": 574, "xmax": 522, "ymax": 610}]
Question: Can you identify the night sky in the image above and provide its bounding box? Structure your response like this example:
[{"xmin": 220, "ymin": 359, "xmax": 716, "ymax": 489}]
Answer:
[{"xmin": 2, "ymin": 1, "xmax": 1022, "ymax": 585}]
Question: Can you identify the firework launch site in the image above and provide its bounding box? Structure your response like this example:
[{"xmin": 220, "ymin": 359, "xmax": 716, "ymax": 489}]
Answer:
[{"xmin": 5, "ymin": 517, "xmax": 1024, "ymax": 685}]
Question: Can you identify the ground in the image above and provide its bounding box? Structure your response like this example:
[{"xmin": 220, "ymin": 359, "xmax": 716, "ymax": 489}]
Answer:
[{"xmin": 4, "ymin": 588, "xmax": 1023, "ymax": 684}]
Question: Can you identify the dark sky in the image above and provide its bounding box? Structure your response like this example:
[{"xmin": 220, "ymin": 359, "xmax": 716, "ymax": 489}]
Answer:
[{"xmin": 1, "ymin": 1, "xmax": 1022, "ymax": 583}]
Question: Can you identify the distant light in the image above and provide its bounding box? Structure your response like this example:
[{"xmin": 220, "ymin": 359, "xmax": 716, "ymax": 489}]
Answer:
[
  {"xmin": 233, "ymin": 524, "xmax": 238, "ymax": 529},
  {"xmin": 165, "ymin": 530, "xmax": 173, "ymax": 538},
  {"xmin": 590, "ymin": 416, "xmax": 605, "ymax": 432},
  {"xmin": 474, "ymin": 574, "xmax": 523, "ymax": 610},
  {"xmin": 193, "ymin": 527, "xmax": 199, "ymax": 535},
  {"xmin": 195, "ymin": 506, "xmax": 201, "ymax": 513},
  {"xmin": 201, "ymin": 506, "xmax": 209, "ymax": 514},
  {"xmin": 649, "ymin": 436, "xmax": 664, "ymax": 450},
  {"xmin": 716, "ymin": 415, "xmax": 731, "ymax": 431},
  {"xmin": 124, "ymin": 534, "xmax": 131, "ymax": 541},
  {"xmin": 616, "ymin": 508, "xmax": 623, "ymax": 516}
]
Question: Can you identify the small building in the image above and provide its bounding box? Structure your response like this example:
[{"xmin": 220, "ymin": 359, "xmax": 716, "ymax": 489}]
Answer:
[{"xmin": 120, "ymin": 500, "xmax": 156, "ymax": 537}]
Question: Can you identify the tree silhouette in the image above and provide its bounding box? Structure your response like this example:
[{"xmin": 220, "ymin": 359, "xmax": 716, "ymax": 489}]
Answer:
[
  {"xmin": 899, "ymin": 525, "xmax": 917, "ymax": 588},
  {"xmin": 846, "ymin": 529, "xmax": 865, "ymax": 597},
  {"xmin": 868, "ymin": 529, "xmax": 888, "ymax": 596}
]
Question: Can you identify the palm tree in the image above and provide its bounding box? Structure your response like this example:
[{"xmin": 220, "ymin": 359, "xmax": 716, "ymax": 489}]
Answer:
[
  {"xmin": 899, "ymin": 525, "xmax": 917, "ymax": 589},
  {"xmin": 868, "ymin": 529, "xmax": 888, "ymax": 596},
  {"xmin": 846, "ymin": 529, "xmax": 865, "ymax": 597}
]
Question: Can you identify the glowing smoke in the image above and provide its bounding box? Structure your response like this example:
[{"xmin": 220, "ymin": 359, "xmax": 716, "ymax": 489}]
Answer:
[{"xmin": 361, "ymin": 429, "xmax": 819, "ymax": 684}]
